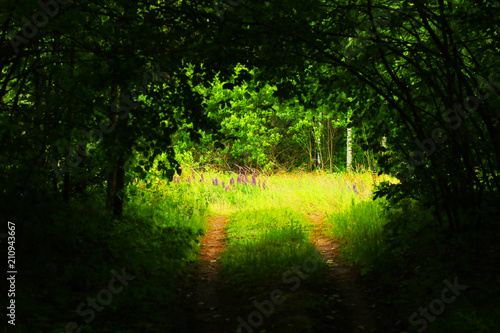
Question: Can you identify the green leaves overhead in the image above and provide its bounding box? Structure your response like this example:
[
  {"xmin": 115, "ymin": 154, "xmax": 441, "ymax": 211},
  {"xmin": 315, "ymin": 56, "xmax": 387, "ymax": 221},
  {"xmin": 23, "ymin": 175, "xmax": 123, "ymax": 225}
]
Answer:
[{"xmin": 2, "ymin": 0, "xmax": 499, "ymax": 229}]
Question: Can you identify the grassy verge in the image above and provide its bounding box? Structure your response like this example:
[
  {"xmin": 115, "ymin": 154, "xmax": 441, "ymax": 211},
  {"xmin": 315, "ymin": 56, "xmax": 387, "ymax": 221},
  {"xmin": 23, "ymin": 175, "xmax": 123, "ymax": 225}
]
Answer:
[
  {"xmin": 325, "ymin": 194, "xmax": 500, "ymax": 332},
  {"xmin": 325, "ymin": 198, "xmax": 386, "ymax": 272},
  {"xmin": 12, "ymin": 178, "xmax": 208, "ymax": 333}
]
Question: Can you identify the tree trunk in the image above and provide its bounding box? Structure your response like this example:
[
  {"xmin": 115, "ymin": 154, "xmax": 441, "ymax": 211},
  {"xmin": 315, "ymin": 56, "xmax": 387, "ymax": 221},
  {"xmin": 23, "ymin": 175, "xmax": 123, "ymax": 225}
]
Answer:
[
  {"xmin": 107, "ymin": 154, "xmax": 126, "ymax": 217},
  {"xmin": 316, "ymin": 112, "xmax": 322, "ymax": 169},
  {"xmin": 346, "ymin": 127, "xmax": 352, "ymax": 170},
  {"xmin": 106, "ymin": 83, "xmax": 129, "ymax": 218}
]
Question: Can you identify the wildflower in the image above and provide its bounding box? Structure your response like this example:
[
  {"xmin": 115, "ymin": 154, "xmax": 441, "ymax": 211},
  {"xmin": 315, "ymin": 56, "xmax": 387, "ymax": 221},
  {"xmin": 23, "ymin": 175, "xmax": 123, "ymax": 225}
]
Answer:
[
  {"xmin": 263, "ymin": 180, "xmax": 266, "ymax": 190},
  {"xmin": 225, "ymin": 185, "xmax": 231, "ymax": 193},
  {"xmin": 214, "ymin": 176, "xmax": 218, "ymax": 186},
  {"xmin": 252, "ymin": 172, "xmax": 256, "ymax": 186},
  {"xmin": 258, "ymin": 179, "xmax": 261, "ymax": 188},
  {"xmin": 230, "ymin": 176, "xmax": 235, "ymax": 185},
  {"xmin": 245, "ymin": 173, "xmax": 249, "ymax": 183},
  {"xmin": 192, "ymin": 171, "xmax": 195, "ymax": 180},
  {"xmin": 200, "ymin": 173, "xmax": 204, "ymax": 182},
  {"xmin": 176, "ymin": 176, "xmax": 180, "ymax": 183},
  {"xmin": 222, "ymin": 180, "xmax": 225, "ymax": 188}
]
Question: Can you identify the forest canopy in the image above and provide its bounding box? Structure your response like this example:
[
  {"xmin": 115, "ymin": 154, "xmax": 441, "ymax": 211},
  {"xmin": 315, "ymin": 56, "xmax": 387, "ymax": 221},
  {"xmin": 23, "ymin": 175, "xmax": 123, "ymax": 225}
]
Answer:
[{"xmin": 2, "ymin": 0, "xmax": 498, "ymax": 229}]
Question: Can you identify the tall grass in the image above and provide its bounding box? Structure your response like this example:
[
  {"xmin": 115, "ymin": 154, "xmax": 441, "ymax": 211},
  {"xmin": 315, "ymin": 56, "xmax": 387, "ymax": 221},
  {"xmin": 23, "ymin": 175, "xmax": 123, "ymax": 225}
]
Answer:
[
  {"xmin": 173, "ymin": 166, "xmax": 391, "ymax": 216},
  {"xmin": 325, "ymin": 198, "xmax": 386, "ymax": 269}
]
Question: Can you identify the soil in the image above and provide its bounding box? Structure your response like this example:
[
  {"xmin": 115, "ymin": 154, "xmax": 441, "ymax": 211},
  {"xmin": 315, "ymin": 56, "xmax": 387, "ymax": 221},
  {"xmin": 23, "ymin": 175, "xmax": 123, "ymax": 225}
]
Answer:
[{"xmin": 184, "ymin": 213, "xmax": 400, "ymax": 333}]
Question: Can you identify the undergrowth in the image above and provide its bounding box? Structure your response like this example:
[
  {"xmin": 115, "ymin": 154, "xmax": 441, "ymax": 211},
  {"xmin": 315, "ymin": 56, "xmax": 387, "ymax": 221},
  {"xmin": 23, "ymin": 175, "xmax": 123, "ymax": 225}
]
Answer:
[{"xmin": 10, "ymin": 178, "xmax": 208, "ymax": 333}]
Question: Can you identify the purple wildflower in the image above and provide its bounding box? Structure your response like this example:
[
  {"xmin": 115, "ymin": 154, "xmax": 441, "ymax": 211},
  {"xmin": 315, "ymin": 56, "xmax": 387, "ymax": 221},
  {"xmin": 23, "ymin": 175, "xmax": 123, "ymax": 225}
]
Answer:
[
  {"xmin": 192, "ymin": 171, "xmax": 195, "ymax": 180},
  {"xmin": 214, "ymin": 176, "xmax": 218, "ymax": 186},
  {"xmin": 176, "ymin": 176, "xmax": 180, "ymax": 183},
  {"xmin": 230, "ymin": 176, "xmax": 235, "ymax": 185},
  {"xmin": 245, "ymin": 173, "xmax": 249, "ymax": 183},
  {"xmin": 252, "ymin": 172, "xmax": 256, "ymax": 186},
  {"xmin": 263, "ymin": 180, "xmax": 266, "ymax": 190},
  {"xmin": 222, "ymin": 180, "xmax": 225, "ymax": 188},
  {"xmin": 200, "ymin": 173, "xmax": 204, "ymax": 182}
]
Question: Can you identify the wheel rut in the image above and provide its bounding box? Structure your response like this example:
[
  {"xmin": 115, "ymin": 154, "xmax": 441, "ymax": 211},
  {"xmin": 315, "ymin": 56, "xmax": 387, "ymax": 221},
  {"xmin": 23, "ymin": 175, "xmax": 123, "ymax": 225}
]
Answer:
[
  {"xmin": 188, "ymin": 215, "xmax": 237, "ymax": 333},
  {"xmin": 185, "ymin": 212, "xmax": 394, "ymax": 333},
  {"xmin": 307, "ymin": 211, "xmax": 380, "ymax": 333}
]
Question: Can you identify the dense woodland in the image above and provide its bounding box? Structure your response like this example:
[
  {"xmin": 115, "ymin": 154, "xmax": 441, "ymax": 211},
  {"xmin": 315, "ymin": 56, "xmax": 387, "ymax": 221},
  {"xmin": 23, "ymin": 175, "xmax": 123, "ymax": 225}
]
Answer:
[{"xmin": 1, "ymin": 1, "xmax": 499, "ymax": 332}]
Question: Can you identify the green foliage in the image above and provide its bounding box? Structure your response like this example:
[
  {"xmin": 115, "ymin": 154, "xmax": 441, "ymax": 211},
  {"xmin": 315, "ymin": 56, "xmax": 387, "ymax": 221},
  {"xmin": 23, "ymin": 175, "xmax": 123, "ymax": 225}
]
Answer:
[
  {"xmin": 10, "ymin": 178, "xmax": 207, "ymax": 332},
  {"xmin": 172, "ymin": 64, "xmax": 367, "ymax": 171},
  {"xmin": 2, "ymin": 0, "xmax": 500, "ymax": 331}
]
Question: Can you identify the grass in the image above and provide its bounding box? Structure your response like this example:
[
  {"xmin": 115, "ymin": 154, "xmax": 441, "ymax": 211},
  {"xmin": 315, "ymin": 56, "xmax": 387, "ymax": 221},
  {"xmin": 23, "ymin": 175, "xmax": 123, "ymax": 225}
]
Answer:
[
  {"xmin": 17, "ymin": 177, "xmax": 210, "ymax": 333},
  {"xmin": 220, "ymin": 207, "xmax": 324, "ymax": 292},
  {"xmin": 133, "ymin": 166, "xmax": 499, "ymax": 332},
  {"xmin": 17, "ymin": 165, "xmax": 499, "ymax": 332},
  {"xmin": 167, "ymin": 167, "xmax": 391, "ymax": 273},
  {"xmin": 174, "ymin": 166, "xmax": 391, "ymax": 215},
  {"xmin": 325, "ymin": 198, "xmax": 386, "ymax": 270},
  {"xmin": 166, "ymin": 166, "xmax": 391, "ymax": 290}
]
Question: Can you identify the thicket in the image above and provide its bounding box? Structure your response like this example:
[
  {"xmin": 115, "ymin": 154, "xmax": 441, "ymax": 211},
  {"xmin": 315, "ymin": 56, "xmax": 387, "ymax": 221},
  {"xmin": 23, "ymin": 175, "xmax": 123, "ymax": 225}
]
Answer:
[{"xmin": 172, "ymin": 65, "xmax": 370, "ymax": 172}]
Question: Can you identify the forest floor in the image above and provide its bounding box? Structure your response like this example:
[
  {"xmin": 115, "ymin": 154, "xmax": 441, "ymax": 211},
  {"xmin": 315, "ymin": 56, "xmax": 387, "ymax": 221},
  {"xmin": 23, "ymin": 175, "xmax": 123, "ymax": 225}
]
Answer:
[{"xmin": 184, "ymin": 214, "xmax": 401, "ymax": 333}]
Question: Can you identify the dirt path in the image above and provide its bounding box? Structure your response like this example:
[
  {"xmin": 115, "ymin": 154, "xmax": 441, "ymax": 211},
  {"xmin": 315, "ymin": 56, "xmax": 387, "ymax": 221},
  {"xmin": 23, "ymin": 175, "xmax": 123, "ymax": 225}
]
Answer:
[
  {"xmin": 187, "ymin": 215, "xmax": 239, "ymax": 333},
  {"xmin": 185, "ymin": 213, "xmax": 396, "ymax": 333},
  {"xmin": 307, "ymin": 211, "xmax": 381, "ymax": 333}
]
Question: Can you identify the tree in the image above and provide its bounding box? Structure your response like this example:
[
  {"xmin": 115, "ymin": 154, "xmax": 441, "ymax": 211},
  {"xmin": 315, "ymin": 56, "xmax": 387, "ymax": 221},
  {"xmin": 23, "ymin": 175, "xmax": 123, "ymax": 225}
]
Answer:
[
  {"xmin": 204, "ymin": 0, "xmax": 500, "ymax": 231},
  {"xmin": 0, "ymin": 0, "xmax": 224, "ymax": 218}
]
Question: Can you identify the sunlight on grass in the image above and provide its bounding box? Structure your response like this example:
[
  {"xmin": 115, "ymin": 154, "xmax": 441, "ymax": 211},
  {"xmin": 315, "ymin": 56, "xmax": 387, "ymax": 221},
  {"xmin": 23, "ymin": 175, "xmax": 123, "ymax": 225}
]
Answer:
[
  {"xmin": 326, "ymin": 198, "xmax": 386, "ymax": 268},
  {"xmin": 162, "ymin": 166, "xmax": 396, "ymax": 270},
  {"xmin": 220, "ymin": 207, "xmax": 324, "ymax": 291},
  {"xmin": 172, "ymin": 166, "xmax": 394, "ymax": 216}
]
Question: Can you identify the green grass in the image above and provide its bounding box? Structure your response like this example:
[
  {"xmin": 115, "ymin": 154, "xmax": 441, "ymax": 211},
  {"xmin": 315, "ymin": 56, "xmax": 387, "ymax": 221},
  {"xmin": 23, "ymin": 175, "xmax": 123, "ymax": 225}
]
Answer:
[
  {"xmin": 173, "ymin": 167, "xmax": 388, "ymax": 215},
  {"xmin": 325, "ymin": 198, "xmax": 387, "ymax": 269},
  {"xmin": 17, "ymin": 177, "xmax": 210, "ymax": 333},
  {"xmin": 168, "ymin": 167, "xmax": 389, "ymax": 276},
  {"xmin": 135, "ymin": 167, "xmax": 499, "ymax": 332},
  {"xmin": 220, "ymin": 207, "xmax": 324, "ymax": 292}
]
